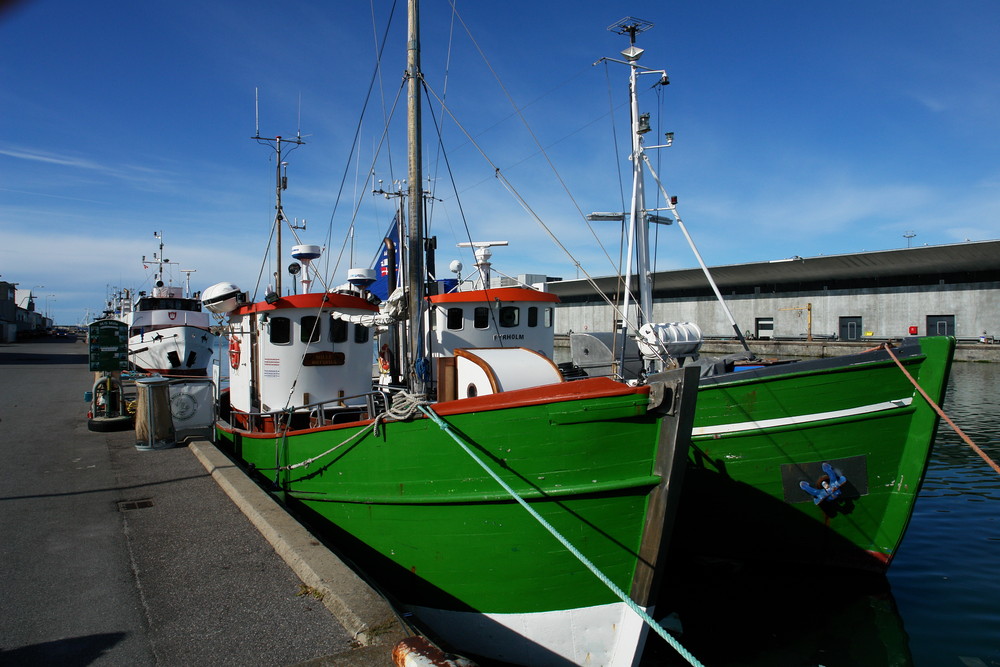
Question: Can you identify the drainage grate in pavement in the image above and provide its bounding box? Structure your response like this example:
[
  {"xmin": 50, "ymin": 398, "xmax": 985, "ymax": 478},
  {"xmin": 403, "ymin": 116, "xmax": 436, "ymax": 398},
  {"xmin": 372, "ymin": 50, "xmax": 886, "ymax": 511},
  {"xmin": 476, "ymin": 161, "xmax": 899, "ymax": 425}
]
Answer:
[{"xmin": 117, "ymin": 498, "xmax": 154, "ymax": 511}]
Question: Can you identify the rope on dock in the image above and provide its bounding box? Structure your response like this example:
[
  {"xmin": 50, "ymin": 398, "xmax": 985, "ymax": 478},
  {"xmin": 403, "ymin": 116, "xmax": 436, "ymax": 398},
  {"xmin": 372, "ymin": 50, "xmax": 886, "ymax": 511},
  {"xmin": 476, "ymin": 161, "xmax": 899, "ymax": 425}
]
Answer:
[
  {"xmin": 884, "ymin": 344, "xmax": 1000, "ymax": 476},
  {"xmin": 417, "ymin": 404, "xmax": 706, "ymax": 667}
]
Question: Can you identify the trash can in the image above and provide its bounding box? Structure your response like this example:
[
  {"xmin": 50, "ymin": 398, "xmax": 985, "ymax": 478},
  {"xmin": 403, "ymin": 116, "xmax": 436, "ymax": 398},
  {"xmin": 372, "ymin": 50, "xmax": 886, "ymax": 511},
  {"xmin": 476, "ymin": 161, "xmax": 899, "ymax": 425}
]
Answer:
[{"xmin": 135, "ymin": 377, "xmax": 176, "ymax": 450}]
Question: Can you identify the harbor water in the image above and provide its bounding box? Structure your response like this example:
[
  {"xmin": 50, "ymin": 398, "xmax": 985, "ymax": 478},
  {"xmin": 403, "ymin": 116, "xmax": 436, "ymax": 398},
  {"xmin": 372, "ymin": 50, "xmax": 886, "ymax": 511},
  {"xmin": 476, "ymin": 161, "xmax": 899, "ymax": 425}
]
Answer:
[{"xmin": 645, "ymin": 361, "xmax": 1000, "ymax": 666}]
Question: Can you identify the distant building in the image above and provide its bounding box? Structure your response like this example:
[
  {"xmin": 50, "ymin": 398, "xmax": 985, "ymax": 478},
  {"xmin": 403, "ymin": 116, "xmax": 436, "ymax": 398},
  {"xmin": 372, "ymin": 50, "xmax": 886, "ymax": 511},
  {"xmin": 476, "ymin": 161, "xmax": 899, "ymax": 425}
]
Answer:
[
  {"xmin": 546, "ymin": 240, "xmax": 1000, "ymax": 343},
  {"xmin": 1, "ymin": 282, "xmax": 52, "ymax": 341}
]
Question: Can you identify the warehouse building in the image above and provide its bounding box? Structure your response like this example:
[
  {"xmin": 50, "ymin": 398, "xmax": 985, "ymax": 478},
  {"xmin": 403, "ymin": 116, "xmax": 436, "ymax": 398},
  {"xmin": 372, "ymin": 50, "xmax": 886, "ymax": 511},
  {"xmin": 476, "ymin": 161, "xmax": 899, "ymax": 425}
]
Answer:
[{"xmin": 544, "ymin": 240, "xmax": 1000, "ymax": 344}]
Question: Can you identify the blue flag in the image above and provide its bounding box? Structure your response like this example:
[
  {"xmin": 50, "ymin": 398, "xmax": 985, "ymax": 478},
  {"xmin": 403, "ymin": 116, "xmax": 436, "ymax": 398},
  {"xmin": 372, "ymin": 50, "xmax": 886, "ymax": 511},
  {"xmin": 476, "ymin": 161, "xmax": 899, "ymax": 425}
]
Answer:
[{"xmin": 369, "ymin": 215, "xmax": 401, "ymax": 301}]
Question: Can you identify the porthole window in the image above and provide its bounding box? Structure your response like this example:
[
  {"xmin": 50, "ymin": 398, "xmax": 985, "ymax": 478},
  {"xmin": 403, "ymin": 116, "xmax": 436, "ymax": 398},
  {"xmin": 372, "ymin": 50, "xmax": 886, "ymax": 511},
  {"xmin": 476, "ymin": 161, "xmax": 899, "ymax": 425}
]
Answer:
[
  {"xmin": 329, "ymin": 316, "xmax": 348, "ymax": 343},
  {"xmin": 270, "ymin": 316, "xmax": 291, "ymax": 344},
  {"xmin": 499, "ymin": 306, "xmax": 519, "ymax": 328},
  {"xmin": 301, "ymin": 316, "xmax": 321, "ymax": 343},
  {"xmin": 447, "ymin": 307, "xmax": 464, "ymax": 330}
]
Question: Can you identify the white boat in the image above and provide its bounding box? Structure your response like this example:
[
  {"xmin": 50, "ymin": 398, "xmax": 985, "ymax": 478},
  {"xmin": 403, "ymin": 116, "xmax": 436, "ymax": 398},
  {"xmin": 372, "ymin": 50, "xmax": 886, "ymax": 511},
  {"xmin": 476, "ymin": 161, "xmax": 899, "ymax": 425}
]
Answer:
[{"xmin": 116, "ymin": 233, "xmax": 217, "ymax": 377}]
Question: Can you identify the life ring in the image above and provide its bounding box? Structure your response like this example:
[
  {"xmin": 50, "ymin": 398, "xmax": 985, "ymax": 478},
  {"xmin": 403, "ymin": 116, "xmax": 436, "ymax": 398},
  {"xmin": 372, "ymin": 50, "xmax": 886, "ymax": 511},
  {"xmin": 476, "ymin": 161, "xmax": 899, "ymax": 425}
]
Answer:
[{"xmin": 229, "ymin": 335, "xmax": 241, "ymax": 370}]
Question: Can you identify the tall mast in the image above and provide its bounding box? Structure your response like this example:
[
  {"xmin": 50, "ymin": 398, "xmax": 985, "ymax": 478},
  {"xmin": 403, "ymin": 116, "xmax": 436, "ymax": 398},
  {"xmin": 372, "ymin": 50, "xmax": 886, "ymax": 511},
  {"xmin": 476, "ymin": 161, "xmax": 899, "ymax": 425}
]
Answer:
[
  {"xmin": 406, "ymin": 0, "xmax": 426, "ymax": 393},
  {"xmin": 617, "ymin": 19, "xmax": 655, "ymax": 332},
  {"xmin": 253, "ymin": 130, "xmax": 304, "ymax": 297}
]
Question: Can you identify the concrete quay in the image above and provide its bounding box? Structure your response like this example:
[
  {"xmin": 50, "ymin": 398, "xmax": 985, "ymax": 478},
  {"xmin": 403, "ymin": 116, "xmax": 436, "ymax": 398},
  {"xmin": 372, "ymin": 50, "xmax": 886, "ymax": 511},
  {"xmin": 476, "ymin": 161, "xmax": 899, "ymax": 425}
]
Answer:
[{"xmin": 0, "ymin": 337, "xmax": 407, "ymax": 666}]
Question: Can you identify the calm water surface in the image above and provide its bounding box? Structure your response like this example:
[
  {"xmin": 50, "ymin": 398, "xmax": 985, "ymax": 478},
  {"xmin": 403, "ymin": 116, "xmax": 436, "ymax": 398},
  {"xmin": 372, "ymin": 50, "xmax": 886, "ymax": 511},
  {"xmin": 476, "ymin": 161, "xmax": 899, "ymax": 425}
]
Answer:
[{"xmin": 644, "ymin": 361, "xmax": 1000, "ymax": 666}]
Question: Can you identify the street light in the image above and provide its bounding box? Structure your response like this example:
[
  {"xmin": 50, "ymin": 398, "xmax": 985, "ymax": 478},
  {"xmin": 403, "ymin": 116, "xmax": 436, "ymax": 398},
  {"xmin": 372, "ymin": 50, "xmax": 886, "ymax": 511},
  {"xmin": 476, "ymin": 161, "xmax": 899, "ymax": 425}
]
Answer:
[{"xmin": 46, "ymin": 295, "xmax": 56, "ymax": 319}]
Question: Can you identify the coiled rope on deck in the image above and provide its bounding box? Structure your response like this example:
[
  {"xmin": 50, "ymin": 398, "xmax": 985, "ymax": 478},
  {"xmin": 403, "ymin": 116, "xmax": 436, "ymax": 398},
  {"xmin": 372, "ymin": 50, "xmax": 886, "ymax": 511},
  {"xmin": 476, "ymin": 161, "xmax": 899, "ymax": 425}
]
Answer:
[
  {"xmin": 416, "ymin": 404, "xmax": 706, "ymax": 667},
  {"xmin": 884, "ymin": 344, "xmax": 1000, "ymax": 476}
]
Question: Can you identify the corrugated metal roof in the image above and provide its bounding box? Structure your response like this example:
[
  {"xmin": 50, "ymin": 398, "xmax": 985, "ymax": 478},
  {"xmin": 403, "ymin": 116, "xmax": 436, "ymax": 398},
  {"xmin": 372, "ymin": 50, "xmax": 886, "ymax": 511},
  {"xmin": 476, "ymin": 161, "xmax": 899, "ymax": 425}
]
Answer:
[{"xmin": 547, "ymin": 240, "xmax": 1000, "ymax": 297}]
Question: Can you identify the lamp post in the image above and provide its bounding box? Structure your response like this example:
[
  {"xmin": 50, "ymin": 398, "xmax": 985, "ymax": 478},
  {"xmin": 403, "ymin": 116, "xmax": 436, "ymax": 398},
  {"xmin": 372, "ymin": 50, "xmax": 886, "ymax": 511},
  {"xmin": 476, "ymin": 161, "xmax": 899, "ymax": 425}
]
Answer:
[{"xmin": 46, "ymin": 295, "xmax": 56, "ymax": 319}]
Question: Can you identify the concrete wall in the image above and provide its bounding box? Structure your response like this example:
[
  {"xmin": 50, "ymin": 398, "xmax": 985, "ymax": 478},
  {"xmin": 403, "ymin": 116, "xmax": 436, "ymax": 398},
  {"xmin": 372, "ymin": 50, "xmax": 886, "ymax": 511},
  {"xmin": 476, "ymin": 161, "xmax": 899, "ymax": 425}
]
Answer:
[{"xmin": 555, "ymin": 281, "xmax": 1000, "ymax": 342}]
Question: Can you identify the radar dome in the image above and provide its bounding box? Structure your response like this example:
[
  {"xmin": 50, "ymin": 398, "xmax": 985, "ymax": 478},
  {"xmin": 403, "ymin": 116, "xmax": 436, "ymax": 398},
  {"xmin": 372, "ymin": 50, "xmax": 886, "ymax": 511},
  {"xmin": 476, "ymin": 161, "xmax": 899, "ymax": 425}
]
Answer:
[
  {"xmin": 291, "ymin": 244, "xmax": 322, "ymax": 262},
  {"xmin": 202, "ymin": 282, "xmax": 243, "ymax": 314},
  {"xmin": 347, "ymin": 268, "xmax": 376, "ymax": 289}
]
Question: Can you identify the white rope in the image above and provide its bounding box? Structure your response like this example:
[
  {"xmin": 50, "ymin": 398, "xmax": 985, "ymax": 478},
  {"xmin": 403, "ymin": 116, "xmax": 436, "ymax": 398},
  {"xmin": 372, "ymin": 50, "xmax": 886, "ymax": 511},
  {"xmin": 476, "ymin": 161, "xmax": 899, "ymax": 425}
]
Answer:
[
  {"xmin": 276, "ymin": 390, "xmax": 430, "ymax": 470},
  {"xmin": 417, "ymin": 404, "xmax": 705, "ymax": 667}
]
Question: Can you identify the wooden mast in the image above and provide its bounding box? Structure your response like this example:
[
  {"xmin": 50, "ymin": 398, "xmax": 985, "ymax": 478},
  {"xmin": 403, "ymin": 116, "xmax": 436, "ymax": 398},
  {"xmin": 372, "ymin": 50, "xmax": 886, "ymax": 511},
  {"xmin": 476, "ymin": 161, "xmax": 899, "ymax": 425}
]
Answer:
[{"xmin": 405, "ymin": 0, "xmax": 425, "ymax": 393}]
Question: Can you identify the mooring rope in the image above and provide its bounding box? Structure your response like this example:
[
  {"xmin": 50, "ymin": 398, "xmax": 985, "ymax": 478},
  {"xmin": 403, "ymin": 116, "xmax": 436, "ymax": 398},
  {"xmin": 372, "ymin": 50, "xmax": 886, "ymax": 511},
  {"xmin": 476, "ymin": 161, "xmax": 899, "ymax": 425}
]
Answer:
[
  {"xmin": 259, "ymin": 391, "xmax": 430, "ymax": 472},
  {"xmin": 884, "ymin": 345, "xmax": 1000, "ymax": 476},
  {"xmin": 416, "ymin": 405, "xmax": 705, "ymax": 667}
]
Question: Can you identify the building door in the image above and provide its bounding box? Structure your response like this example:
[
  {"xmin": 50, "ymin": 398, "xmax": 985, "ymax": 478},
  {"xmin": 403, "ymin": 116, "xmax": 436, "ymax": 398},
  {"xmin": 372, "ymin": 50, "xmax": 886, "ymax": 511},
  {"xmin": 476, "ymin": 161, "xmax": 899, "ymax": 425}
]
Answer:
[
  {"xmin": 926, "ymin": 315, "xmax": 955, "ymax": 336},
  {"xmin": 755, "ymin": 317, "xmax": 773, "ymax": 340},
  {"xmin": 839, "ymin": 316, "xmax": 862, "ymax": 341}
]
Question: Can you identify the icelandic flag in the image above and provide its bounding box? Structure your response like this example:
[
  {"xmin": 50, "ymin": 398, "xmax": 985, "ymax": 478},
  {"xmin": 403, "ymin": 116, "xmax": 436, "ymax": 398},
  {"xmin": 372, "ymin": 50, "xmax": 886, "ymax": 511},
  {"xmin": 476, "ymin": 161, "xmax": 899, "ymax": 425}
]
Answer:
[{"xmin": 369, "ymin": 215, "xmax": 402, "ymax": 301}]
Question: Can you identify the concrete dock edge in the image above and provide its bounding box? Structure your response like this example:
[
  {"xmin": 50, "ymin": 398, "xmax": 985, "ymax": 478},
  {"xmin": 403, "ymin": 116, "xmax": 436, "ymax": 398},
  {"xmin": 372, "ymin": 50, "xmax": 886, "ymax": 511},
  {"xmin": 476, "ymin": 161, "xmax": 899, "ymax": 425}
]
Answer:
[{"xmin": 188, "ymin": 439, "xmax": 408, "ymax": 649}]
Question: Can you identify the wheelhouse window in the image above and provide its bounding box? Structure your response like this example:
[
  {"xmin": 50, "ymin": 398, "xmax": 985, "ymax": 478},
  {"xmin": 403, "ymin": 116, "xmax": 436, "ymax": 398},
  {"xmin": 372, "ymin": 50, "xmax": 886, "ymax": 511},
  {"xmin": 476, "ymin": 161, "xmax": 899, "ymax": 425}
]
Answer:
[
  {"xmin": 301, "ymin": 316, "xmax": 321, "ymax": 343},
  {"xmin": 499, "ymin": 306, "xmax": 519, "ymax": 328},
  {"xmin": 544, "ymin": 307, "xmax": 553, "ymax": 328},
  {"xmin": 354, "ymin": 324, "xmax": 369, "ymax": 344},
  {"xmin": 527, "ymin": 306, "xmax": 538, "ymax": 328},
  {"xmin": 446, "ymin": 307, "xmax": 464, "ymax": 330},
  {"xmin": 329, "ymin": 316, "xmax": 348, "ymax": 343},
  {"xmin": 270, "ymin": 316, "xmax": 291, "ymax": 344},
  {"xmin": 474, "ymin": 307, "xmax": 489, "ymax": 329}
]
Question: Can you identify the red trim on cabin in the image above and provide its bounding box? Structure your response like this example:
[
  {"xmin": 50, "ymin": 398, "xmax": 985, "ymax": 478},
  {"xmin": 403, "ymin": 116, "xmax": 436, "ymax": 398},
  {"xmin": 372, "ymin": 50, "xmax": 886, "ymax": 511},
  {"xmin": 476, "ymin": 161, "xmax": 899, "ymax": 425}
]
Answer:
[
  {"xmin": 428, "ymin": 287, "xmax": 560, "ymax": 304},
  {"xmin": 232, "ymin": 292, "xmax": 378, "ymax": 316}
]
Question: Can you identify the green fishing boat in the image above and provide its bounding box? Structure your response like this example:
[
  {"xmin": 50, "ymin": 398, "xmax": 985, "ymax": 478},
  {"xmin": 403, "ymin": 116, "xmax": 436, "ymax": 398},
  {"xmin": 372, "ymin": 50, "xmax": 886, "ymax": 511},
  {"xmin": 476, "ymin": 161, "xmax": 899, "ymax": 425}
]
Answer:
[
  {"xmin": 202, "ymin": 3, "xmax": 702, "ymax": 664},
  {"xmin": 561, "ymin": 19, "xmax": 957, "ymax": 573},
  {"xmin": 680, "ymin": 335, "xmax": 954, "ymax": 570}
]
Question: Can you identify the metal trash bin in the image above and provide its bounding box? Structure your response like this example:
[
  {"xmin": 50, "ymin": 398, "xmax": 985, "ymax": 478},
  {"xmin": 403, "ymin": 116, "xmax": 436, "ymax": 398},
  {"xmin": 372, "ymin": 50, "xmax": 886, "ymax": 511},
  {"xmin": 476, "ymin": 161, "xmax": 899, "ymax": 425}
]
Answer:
[{"xmin": 135, "ymin": 377, "xmax": 176, "ymax": 450}]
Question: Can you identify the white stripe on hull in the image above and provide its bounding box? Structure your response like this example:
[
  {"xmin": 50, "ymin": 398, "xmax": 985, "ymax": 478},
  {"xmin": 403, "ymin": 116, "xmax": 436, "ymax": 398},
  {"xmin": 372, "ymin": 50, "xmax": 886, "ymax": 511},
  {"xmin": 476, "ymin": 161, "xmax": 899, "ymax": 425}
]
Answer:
[
  {"xmin": 693, "ymin": 397, "xmax": 913, "ymax": 436},
  {"xmin": 407, "ymin": 600, "xmax": 649, "ymax": 666}
]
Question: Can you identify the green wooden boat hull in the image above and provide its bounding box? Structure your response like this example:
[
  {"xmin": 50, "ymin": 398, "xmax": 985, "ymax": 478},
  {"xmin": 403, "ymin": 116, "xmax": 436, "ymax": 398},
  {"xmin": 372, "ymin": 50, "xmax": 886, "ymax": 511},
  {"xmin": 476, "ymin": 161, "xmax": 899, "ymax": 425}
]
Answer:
[
  {"xmin": 679, "ymin": 336, "xmax": 955, "ymax": 571},
  {"xmin": 217, "ymin": 371, "xmax": 697, "ymax": 665}
]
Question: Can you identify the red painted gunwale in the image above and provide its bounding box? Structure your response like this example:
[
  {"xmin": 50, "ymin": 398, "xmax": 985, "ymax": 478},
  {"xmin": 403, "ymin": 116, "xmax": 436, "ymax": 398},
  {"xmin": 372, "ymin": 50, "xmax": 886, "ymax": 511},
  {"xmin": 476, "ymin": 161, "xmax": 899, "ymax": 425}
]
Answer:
[{"xmin": 226, "ymin": 376, "xmax": 647, "ymax": 438}]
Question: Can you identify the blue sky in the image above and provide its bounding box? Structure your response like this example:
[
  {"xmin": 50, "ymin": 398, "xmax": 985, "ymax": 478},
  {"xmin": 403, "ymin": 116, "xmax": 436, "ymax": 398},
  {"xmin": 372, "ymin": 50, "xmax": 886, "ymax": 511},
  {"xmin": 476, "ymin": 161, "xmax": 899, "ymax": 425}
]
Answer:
[{"xmin": 2, "ymin": 0, "xmax": 999, "ymax": 325}]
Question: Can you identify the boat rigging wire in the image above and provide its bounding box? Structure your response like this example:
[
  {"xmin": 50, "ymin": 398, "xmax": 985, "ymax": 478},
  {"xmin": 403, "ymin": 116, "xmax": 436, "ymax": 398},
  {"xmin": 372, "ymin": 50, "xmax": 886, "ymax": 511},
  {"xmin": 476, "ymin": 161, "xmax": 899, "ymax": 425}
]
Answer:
[
  {"xmin": 319, "ymin": 0, "xmax": 400, "ymax": 283},
  {"xmin": 420, "ymin": 80, "xmax": 647, "ymax": 359},
  {"xmin": 417, "ymin": 403, "xmax": 706, "ymax": 667},
  {"xmin": 640, "ymin": 153, "xmax": 753, "ymax": 355},
  {"xmin": 884, "ymin": 344, "xmax": 1000, "ymax": 476}
]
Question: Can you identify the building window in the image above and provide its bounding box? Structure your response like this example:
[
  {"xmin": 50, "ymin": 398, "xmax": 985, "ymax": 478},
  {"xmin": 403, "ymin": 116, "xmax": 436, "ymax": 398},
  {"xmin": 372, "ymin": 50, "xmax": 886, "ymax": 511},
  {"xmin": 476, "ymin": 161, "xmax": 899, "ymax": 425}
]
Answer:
[
  {"xmin": 270, "ymin": 317, "xmax": 291, "ymax": 344},
  {"xmin": 301, "ymin": 316, "xmax": 321, "ymax": 343},
  {"xmin": 499, "ymin": 306, "xmax": 519, "ymax": 328},
  {"xmin": 330, "ymin": 317, "xmax": 348, "ymax": 343},
  {"xmin": 447, "ymin": 307, "xmax": 464, "ymax": 330},
  {"xmin": 474, "ymin": 307, "xmax": 489, "ymax": 329},
  {"xmin": 755, "ymin": 317, "xmax": 773, "ymax": 340}
]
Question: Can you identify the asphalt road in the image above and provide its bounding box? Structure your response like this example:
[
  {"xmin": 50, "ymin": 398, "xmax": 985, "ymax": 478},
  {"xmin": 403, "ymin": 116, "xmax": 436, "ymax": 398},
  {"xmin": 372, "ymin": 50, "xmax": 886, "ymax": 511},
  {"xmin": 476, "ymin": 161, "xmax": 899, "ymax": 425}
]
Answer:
[{"xmin": 0, "ymin": 337, "xmax": 374, "ymax": 666}]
